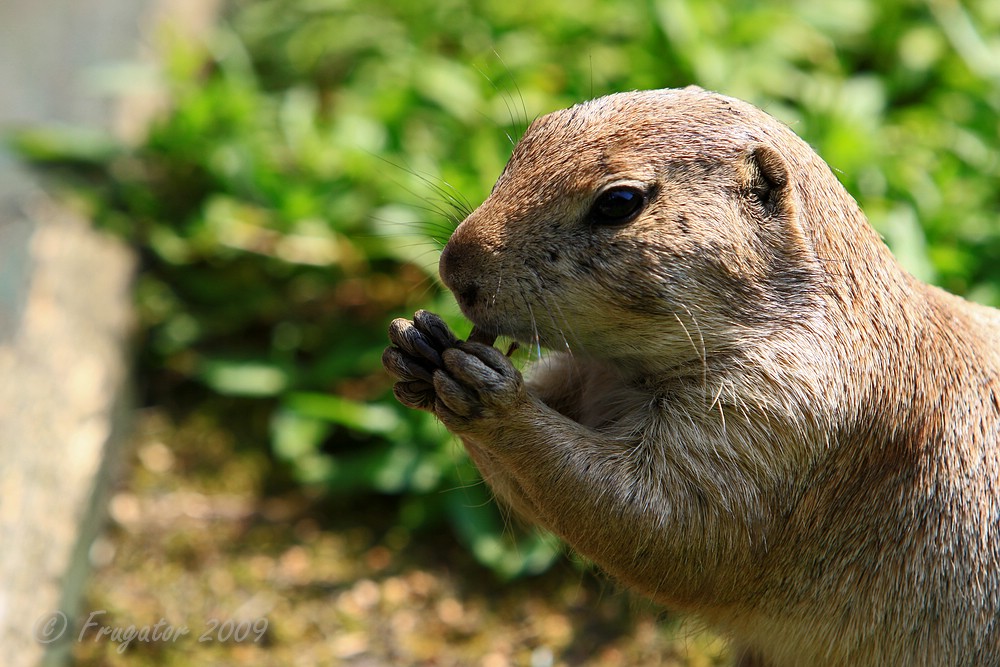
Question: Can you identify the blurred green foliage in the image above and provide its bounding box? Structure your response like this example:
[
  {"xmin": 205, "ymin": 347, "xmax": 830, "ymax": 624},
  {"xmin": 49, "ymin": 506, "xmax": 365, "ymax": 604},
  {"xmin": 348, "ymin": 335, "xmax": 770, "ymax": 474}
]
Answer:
[{"xmin": 12, "ymin": 0, "xmax": 1000, "ymax": 576}]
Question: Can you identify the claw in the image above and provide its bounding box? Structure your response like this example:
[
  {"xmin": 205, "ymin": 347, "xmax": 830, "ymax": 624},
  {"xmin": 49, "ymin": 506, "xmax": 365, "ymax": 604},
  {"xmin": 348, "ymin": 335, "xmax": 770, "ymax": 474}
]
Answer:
[
  {"xmin": 414, "ymin": 310, "xmax": 459, "ymax": 351},
  {"xmin": 382, "ymin": 346, "xmax": 435, "ymax": 383},
  {"xmin": 412, "ymin": 335, "xmax": 444, "ymax": 368},
  {"xmin": 393, "ymin": 380, "xmax": 435, "ymax": 410},
  {"xmin": 388, "ymin": 317, "xmax": 444, "ymax": 368}
]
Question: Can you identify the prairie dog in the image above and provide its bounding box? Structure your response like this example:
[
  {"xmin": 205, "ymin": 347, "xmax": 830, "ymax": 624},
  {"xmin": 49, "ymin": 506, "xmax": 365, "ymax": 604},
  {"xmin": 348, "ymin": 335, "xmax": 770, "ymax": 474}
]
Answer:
[{"xmin": 382, "ymin": 87, "xmax": 1000, "ymax": 666}]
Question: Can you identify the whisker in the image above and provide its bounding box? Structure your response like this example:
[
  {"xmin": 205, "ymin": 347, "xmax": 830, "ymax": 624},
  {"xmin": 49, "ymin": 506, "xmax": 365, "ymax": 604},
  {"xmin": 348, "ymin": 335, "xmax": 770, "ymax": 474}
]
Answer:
[
  {"xmin": 539, "ymin": 291, "xmax": 572, "ymax": 355},
  {"xmin": 519, "ymin": 293, "xmax": 543, "ymax": 362},
  {"xmin": 372, "ymin": 153, "xmax": 474, "ymax": 222},
  {"xmin": 679, "ymin": 302, "xmax": 709, "ymax": 389},
  {"xmin": 490, "ymin": 272, "xmax": 503, "ymax": 309},
  {"xmin": 473, "ymin": 62, "xmax": 519, "ymax": 148},
  {"xmin": 491, "ymin": 50, "xmax": 530, "ymax": 141},
  {"xmin": 710, "ymin": 380, "xmax": 727, "ymax": 432},
  {"xmin": 673, "ymin": 312, "xmax": 701, "ymax": 362}
]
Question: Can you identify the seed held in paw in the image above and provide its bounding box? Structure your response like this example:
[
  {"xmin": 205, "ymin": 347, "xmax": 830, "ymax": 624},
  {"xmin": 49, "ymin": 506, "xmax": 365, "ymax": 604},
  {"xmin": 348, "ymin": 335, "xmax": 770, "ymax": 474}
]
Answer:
[{"xmin": 467, "ymin": 326, "xmax": 497, "ymax": 347}]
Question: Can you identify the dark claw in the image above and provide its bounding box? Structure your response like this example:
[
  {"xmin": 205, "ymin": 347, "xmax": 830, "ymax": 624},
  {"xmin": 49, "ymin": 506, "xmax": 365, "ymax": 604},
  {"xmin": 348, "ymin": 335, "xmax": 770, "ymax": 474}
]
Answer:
[
  {"xmin": 412, "ymin": 335, "xmax": 444, "ymax": 368},
  {"xmin": 382, "ymin": 346, "xmax": 435, "ymax": 383},
  {"xmin": 414, "ymin": 310, "xmax": 459, "ymax": 351},
  {"xmin": 388, "ymin": 318, "xmax": 444, "ymax": 368},
  {"xmin": 457, "ymin": 340, "xmax": 517, "ymax": 377},
  {"xmin": 432, "ymin": 367, "xmax": 479, "ymax": 418},
  {"xmin": 393, "ymin": 380, "xmax": 435, "ymax": 410}
]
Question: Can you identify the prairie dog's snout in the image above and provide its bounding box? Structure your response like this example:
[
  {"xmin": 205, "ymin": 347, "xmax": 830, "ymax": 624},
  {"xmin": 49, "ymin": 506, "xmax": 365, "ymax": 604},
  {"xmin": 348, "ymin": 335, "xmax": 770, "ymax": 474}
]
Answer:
[{"xmin": 438, "ymin": 227, "xmax": 485, "ymax": 316}]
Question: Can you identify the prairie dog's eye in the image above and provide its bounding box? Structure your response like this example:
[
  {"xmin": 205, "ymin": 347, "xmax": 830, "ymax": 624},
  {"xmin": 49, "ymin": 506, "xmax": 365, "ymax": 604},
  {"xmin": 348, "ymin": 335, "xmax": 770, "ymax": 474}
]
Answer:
[{"xmin": 589, "ymin": 186, "xmax": 646, "ymax": 226}]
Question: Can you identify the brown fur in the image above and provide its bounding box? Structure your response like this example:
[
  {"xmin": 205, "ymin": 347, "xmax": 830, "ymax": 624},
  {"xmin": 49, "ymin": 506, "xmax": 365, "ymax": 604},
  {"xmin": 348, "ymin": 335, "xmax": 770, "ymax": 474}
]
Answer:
[{"xmin": 383, "ymin": 87, "xmax": 1000, "ymax": 666}]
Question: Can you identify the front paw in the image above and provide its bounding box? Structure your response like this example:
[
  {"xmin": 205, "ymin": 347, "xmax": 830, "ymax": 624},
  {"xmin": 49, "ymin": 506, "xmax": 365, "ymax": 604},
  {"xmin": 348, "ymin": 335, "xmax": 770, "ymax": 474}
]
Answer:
[
  {"xmin": 382, "ymin": 310, "xmax": 458, "ymax": 411},
  {"xmin": 433, "ymin": 340, "xmax": 525, "ymax": 432},
  {"xmin": 382, "ymin": 310, "xmax": 525, "ymax": 433}
]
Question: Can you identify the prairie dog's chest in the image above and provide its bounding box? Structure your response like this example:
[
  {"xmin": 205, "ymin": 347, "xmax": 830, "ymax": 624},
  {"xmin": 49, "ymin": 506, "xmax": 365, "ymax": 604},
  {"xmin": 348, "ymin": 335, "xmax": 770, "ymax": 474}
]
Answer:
[{"xmin": 526, "ymin": 353, "xmax": 651, "ymax": 431}]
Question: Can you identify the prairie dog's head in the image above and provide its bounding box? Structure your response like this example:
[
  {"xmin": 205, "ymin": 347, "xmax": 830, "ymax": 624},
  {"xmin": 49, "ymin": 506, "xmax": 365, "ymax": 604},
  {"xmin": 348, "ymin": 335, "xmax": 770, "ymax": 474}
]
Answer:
[{"xmin": 440, "ymin": 87, "xmax": 831, "ymax": 371}]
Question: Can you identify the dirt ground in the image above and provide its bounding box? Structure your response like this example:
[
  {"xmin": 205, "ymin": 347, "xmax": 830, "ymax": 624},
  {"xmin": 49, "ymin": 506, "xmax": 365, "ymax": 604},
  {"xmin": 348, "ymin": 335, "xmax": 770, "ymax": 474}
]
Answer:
[{"xmin": 73, "ymin": 409, "xmax": 729, "ymax": 666}]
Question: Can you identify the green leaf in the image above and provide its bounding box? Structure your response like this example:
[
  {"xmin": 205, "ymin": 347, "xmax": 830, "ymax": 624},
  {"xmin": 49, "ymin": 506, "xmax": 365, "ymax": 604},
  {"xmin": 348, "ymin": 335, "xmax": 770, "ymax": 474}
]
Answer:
[
  {"xmin": 446, "ymin": 482, "xmax": 561, "ymax": 579},
  {"xmin": 199, "ymin": 359, "xmax": 291, "ymax": 397},
  {"xmin": 7, "ymin": 125, "xmax": 119, "ymax": 164},
  {"xmin": 284, "ymin": 392, "xmax": 404, "ymax": 436}
]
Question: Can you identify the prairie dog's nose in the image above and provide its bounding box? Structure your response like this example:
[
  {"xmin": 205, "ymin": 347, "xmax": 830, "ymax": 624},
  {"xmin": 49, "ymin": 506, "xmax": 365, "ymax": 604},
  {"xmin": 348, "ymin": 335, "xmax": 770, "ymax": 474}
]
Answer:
[{"xmin": 439, "ymin": 233, "xmax": 482, "ymax": 310}]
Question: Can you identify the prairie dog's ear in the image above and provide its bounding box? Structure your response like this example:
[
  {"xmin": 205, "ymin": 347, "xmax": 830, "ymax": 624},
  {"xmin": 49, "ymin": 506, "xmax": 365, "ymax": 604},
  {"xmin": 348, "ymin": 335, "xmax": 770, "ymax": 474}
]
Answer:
[
  {"xmin": 741, "ymin": 144, "xmax": 793, "ymax": 219},
  {"xmin": 741, "ymin": 143, "xmax": 816, "ymax": 261}
]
